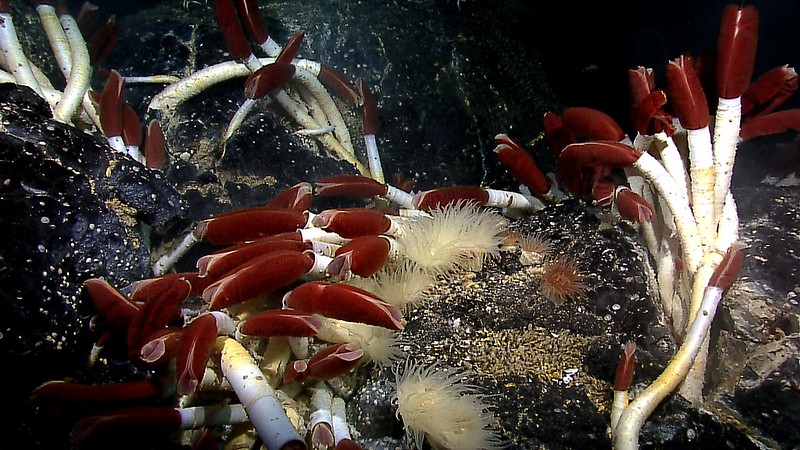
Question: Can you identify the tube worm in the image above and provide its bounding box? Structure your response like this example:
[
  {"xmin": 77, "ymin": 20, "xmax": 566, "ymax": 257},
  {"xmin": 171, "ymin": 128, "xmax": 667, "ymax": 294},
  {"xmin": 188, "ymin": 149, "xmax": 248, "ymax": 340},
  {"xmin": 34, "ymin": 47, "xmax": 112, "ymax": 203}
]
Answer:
[
  {"xmin": 309, "ymin": 383, "xmax": 336, "ymax": 448},
  {"xmin": 629, "ymin": 67, "xmax": 673, "ymax": 136},
  {"xmin": 610, "ymin": 341, "xmax": 636, "ymax": 434},
  {"xmin": 233, "ymin": 0, "xmax": 281, "ymax": 56},
  {"xmin": 144, "ymin": 119, "xmax": 166, "ymax": 169},
  {"xmin": 0, "ymin": 2, "xmax": 45, "ymax": 97},
  {"xmin": 557, "ymin": 141, "xmax": 640, "ymax": 196},
  {"xmin": 614, "ymin": 186, "xmax": 655, "ymax": 223},
  {"xmin": 276, "ymin": 31, "xmax": 304, "ymax": 64},
  {"xmin": 87, "ymin": 14, "xmax": 118, "ymax": 67},
  {"xmin": 613, "ymin": 243, "xmax": 745, "ymax": 450},
  {"xmin": 542, "ymin": 111, "xmax": 575, "ymax": 157},
  {"xmin": 739, "ymin": 109, "xmax": 800, "ymax": 140},
  {"xmin": 318, "ymin": 64, "xmax": 362, "ymax": 107},
  {"xmin": 312, "ymin": 208, "xmax": 400, "ymax": 238},
  {"xmin": 193, "ymin": 207, "xmax": 309, "ymax": 246},
  {"xmin": 32, "ymin": 378, "xmax": 161, "ymax": 404},
  {"xmin": 196, "ymin": 238, "xmax": 309, "ymax": 280},
  {"xmin": 219, "ymin": 337, "xmax": 307, "ymax": 450},
  {"xmin": 713, "ymin": 5, "xmax": 759, "ymax": 230},
  {"xmin": 99, "ymin": 70, "xmax": 127, "ymax": 154},
  {"xmin": 315, "ymin": 174, "xmax": 414, "ymax": 209},
  {"xmin": 741, "ymin": 64, "xmax": 798, "ymax": 118},
  {"xmin": 239, "ymin": 309, "xmax": 322, "ymax": 337},
  {"xmin": 301, "ymin": 343, "xmax": 364, "ymax": 381},
  {"xmin": 284, "ymin": 281, "xmax": 405, "ymax": 330},
  {"xmin": 267, "ymin": 182, "xmax": 313, "ymax": 212},
  {"xmin": 122, "ymin": 103, "xmax": 144, "ymax": 162},
  {"xmin": 214, "ymin": 0, "xmax": 260, "ymax": 71},
  {"xmin": 666, "ymin": 55, "xmax": 715, "ymax": 245},
  {"xmin": 327, "ymin": 234, "xmax": 396, "ymax": 279},
  {"xmin": 203, "ymin": 249, "xmax": 315, "ymax": 310},
  {"xmin": 126, "ymin": 276, "xmax": 192, "ymax": 360},
  {"xmin": 243, "ymin": 62, "xmax": 296, "ymax": 99},
  {"xmin": 83, "ymin": 278, "xmax": 139, "ymax": 329},
  {"xmin": 561, "ymin": 107, "xmax": 626, "ymax": 141},
  {"xmin": 72, "ymin": 404, "xmax": 250, "ymax": 446},
  {"xmin": 493, "ymin": 134, "xmax": 551, "ymax": 197},
  {"xmin": 358, "ymin": 78, "xmax": 385, "ymax": 183}
]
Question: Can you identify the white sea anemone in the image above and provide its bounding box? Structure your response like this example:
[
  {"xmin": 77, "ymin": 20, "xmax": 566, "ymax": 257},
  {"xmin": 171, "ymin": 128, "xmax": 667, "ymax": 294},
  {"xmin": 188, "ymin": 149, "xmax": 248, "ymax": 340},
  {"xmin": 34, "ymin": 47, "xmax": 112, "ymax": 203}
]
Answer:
[
  {"xmin": 348, "ymin": 262, "xmax": 436, "ymax": 312},
  {"xmin": 314, "ymin": 317, "xmax": 406, "ymax": 367},
  {"xmin": 391, "ymin": 361, "xmax": 506, "ymax": 450},
  {"xmin": 397, "ymin": 201, "xmax": 507, "ymax": 274}
]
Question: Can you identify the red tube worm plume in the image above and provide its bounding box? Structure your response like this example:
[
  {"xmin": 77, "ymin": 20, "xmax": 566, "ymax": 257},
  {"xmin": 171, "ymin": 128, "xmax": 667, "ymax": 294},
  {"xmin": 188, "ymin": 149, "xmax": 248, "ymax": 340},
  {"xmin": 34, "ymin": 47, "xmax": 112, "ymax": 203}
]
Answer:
[
  {"xmin": 392, "ymin": 172, "xmax": 416, "ymax": 192},
  {"xmin": 358, "ymin": 78, "xmax": 379, "ymax": 136},
  {"xmin": 561, "ymin": 107, "xmax": 626, "ymax": 141},
  {"xmin": 71, "ymin": 406, "xmax": 183, "ymax": 445},
  {"xmin": 709, "ymin": 241, "xmax": 747, "ymax": 290},
  {"xmin": 335, "ymin": 439, "xmax": 365, "ymax": 450},
  {"xmin": 0, "ymin": 1, "xmax": 8, "ymax": 14},
  {"xmin": 243, "ymin": 62, "xmax": 296, "ymax": 99},
  {"xmin": 267, "ymin": 181, "xmax": 313, "ymax": 212},
  {"xmin": 538, "ymin": 255, "xmax": 588, "ymax": 305},
  {"xmin": 233, "ymin": 0, "xmax": 269, "ymax": 45},
  {"xmin": 121, "ymin": 103, "xmax": 142, "ymax": 148},
  {"xmin": 412, "ymin": 185, "xmax": 489, "ymax": 211},
  {"xmin": 614, "ymin": 186, "xmax": 655, "ymax": 223},
  {"xmin": 284, "ymin": 281, "xmax": 406, "ymax": 330},
  {"xmin": 319, "ymin": 64, "xmax": 362, "ymax": 107},
  {"xmin": 144, "ymin": 119, "xmax": 166, "ymax": 169},
  {"xmin": 315, "ymin": 174, "xmax": 388, "ymax": 198},
  {"xmin": 176, "ymin": 314, "xmax": 218, "ymax": 395},
  {"xmin": 493, "ymin": 134, "xmax": 550, "ymax": 196},
  {"xmin": 31, "ymin": 379, "xmax": 161, "ymax": 404},
  {"xmin": 557, "ymin": 141, "xmax": 641, "ymax": 196},
  {"xmin": 665, "ymin": 55, "xmax": 709, "ymax": 130},
  {"xmin": 327, "ymin": 234, "xmax": 392, "ymax": 279},
  {"xmin": 740, "ymin": 109, "xmax": 800, "ymax": 140},
  {"xmin": 193, "ymin": 207, "xmax": 308, "ymax": 245},
  {"xmin": 196, "ymin": 238, "xmax": 308, "ymax": 280},
  {"xmin": 312, "ymin": 208, "xmax": 394, "ymax": 238},
  {"xmin": 276, "ymin": 31, "xmax": 305, "ymax": 65},
  {"xmin": 126, "ymin": 276, "xmax": 192, "ymax": 360},
  {"xmin": 214, "ymin": 0, "xmax": 253, "ymax": 62},
  {"xmin": 614, "ymin": 341, "xmax": 637, "ymax": 391},
  {"xmin": 99, "ymin": 69, "xmax": 125, "ymax": 138},
  {"xmin": 83, "ymin": 278, "xmax": 138, "ymax": 329},
  {"xmin": 139, "ymin": 327, "xmax": 183, "ymax": 365},
  {"xmin": 305, "ymin": 343, "xmax": 365, "ymax": 380},
  {"xmin": 203, "ymin": 249, "xmax": 315, "ymax": 310},
  {"xmin": 87, "ymin": 15, "xmax": 118, "ymax": 68},
  {"xmin": 284, "ymin": 359, "xmax": 309, "ymax": 383},
  {"xmin": 717, "ymin": 4, "xmax": 759, "ymax": 99},
  {"xmin": 742, "ymin": 65, "xmax": 799, "ymax": 118},
  {"xmin": 628, "ymin": 67, "xmax": 673, "ymax": 136},
  {"xmin": 239, "ymin": 309, "xmax": 322, "ymax": 337},
  {"xmin": 543, "ymin": 111, "xmax": 575, "ymax": 158},
  {"xmin": 76, "ymin": 2, "xmax": 102, "ymax": 36}
]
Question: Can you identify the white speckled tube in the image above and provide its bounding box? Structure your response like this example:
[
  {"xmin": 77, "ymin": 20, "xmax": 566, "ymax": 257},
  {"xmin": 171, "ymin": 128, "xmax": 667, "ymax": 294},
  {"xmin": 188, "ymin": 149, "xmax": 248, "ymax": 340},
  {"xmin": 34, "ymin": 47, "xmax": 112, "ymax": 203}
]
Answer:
[{"xmin": 219, "ymin": 337, "xmax": 305, "ymax": 450}]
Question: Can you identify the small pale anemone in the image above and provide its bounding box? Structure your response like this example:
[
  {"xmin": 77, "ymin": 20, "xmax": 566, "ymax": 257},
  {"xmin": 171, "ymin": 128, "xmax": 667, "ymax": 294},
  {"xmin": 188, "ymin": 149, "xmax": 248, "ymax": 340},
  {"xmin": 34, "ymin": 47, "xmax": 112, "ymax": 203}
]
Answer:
[
  {"xmin": 517, "ymin": 232, "xmax": 552, "ymax": 266},
  {"xmin": 347, "ymin": 262, "xmax": 436, "ymax": 313},
  {"xmin": 398, "ymin": 201, "xmax": 508, "ymax": 274},
  {"xmin": 391, "ymin": 361, "xmax": 506, "ymax": 450},
  {"xmin": 313, "ymin": 317, "xmax": 406, "ymax": 367},
  {"xmin": 538, "ymin": 255, "xmax": 588, "ymax": 305}
]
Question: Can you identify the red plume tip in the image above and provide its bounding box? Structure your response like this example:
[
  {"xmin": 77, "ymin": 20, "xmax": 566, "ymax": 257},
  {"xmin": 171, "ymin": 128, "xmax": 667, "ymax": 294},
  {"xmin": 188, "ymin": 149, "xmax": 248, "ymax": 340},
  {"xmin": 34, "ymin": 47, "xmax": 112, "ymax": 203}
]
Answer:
[{"xmin": 716, "ymin": 4, "xmax": 759, "ymax": 99}]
